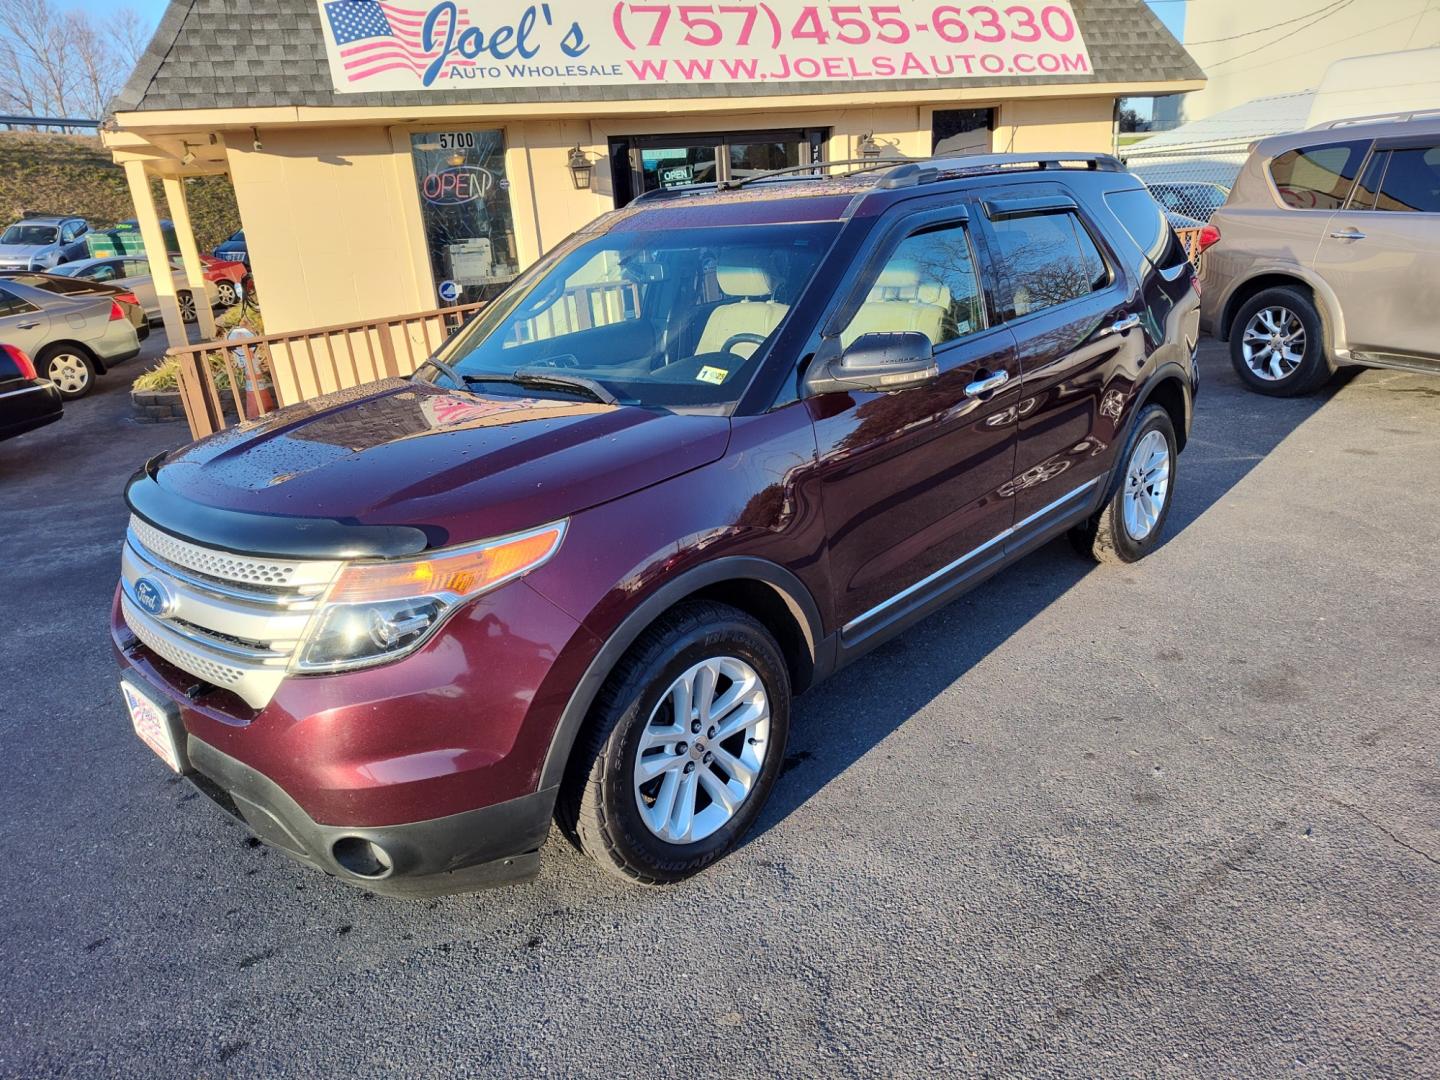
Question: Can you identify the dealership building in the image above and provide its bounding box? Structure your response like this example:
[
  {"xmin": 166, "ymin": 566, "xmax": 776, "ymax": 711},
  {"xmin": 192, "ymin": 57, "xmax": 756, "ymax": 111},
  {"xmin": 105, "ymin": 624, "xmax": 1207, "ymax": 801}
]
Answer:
[{"xmin": 105, "ymin": 0, "xmax": 1201, "ymax": 391}]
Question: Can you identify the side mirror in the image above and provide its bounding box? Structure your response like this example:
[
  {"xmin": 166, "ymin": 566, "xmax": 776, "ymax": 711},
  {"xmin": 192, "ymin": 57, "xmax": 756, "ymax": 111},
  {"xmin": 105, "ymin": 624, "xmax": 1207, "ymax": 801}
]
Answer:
[{"xmin": 804, "ymin": 331, "xmax": 938, "ymax": 395}]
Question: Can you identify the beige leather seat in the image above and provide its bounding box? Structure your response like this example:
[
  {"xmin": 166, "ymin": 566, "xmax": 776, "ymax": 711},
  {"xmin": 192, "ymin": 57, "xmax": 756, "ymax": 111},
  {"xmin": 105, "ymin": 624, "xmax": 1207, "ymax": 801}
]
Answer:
[
  {"xmin": 840, "ymin": 261, "xmax": 949, "ymax": 347},
  {"xmin": 696, "ymin": 265, "xmax": 790, "ymax": 358}
]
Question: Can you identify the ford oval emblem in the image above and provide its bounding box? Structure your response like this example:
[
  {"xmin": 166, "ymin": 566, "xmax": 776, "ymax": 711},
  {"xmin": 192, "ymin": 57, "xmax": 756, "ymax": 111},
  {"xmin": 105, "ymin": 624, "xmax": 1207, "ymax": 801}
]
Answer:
[{"xmin": 133, "ymin": 576, "xmax": 176, "ymax": 619}]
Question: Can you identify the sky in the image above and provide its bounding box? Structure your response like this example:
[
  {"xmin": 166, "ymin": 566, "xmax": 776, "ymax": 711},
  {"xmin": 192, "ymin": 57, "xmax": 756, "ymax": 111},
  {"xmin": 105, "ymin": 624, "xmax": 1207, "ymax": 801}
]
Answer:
[{"xmin": 59, "ymin": 0, "xmax": 1188, "ymax": 46}]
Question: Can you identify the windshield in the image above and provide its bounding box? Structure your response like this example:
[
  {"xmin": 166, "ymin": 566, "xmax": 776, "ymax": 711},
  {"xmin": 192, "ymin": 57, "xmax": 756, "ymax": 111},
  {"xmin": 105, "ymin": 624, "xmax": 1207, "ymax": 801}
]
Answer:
[
  {"xmin": 430, "ymin": 222, "xmax": 838, "ymax": 408},
  {"xmin": 2, "ymin": 225, "xmax": 58, "ymax": 246}
]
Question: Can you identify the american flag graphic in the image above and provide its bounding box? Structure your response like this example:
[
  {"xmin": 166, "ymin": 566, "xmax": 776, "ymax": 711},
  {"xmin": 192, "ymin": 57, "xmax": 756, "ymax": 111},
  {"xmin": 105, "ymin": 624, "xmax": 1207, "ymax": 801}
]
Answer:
[{"xmin": 323, "ymin": 1, "xmax": 472, "ymax": 83}]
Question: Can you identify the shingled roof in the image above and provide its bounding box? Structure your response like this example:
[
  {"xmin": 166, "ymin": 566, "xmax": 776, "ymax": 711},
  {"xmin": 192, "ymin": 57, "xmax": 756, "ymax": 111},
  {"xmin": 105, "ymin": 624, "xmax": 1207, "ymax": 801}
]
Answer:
[{"xmin": 112, "ymin": 0, "xmax": 1202, "ymax": 114}]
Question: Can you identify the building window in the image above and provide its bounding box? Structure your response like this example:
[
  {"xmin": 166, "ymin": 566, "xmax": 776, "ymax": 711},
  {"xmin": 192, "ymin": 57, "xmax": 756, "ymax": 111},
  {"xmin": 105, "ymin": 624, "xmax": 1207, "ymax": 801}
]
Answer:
[
  {"xmin": 932, "ymin": 109, "xmax": 994, "ymax": 155},
  {"xmin": 609, "ymin": 129, "xmax": 826, "ymax": 206},
  {"xmin": 410, "ymin": 130, "xmax": 520, "ymax": 306}
]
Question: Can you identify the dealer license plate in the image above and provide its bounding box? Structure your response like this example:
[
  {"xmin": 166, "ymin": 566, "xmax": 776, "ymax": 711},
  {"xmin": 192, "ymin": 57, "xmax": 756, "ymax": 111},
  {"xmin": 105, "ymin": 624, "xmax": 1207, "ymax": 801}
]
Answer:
[{"xmin": 121, "ymin": 676, "xmax": 184, "ymax": 773}]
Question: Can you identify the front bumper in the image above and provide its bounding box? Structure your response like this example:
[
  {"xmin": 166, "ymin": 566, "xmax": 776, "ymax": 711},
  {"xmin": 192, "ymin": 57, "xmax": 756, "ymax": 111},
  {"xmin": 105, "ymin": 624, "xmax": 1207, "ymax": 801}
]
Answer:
[
  {"xmin": 112, "ymin": 570, "xmax": 599, "ymax": 896},
  {"xmin": 186, "ymin": 735, "xmax": 552, "ymax": 897}
]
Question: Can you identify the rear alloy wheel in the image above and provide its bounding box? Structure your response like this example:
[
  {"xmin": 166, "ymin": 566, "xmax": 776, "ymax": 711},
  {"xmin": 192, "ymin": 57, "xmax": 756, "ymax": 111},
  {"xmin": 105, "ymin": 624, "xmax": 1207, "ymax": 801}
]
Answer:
[
  {"xmin": 559, "ymin": 601, "xmax": 791, "ymax": 885},
  {"xmin": 177, "ymin": 290, "xmax": 197, "ymax": 323},
  {"xmin": 39, "ymin": 347, "xmax": 95, "ymax": 400},
  {"xmin": 1070, "ymin": 403, "xmax": 1178, "ymax": 564},
  {"xmin": 215, "ymin": 280, "xmax": 239, "ymax": 307},
  {"xmin": 1229, "ymin": 287, "xmax": 1330, "ymax": 396}
]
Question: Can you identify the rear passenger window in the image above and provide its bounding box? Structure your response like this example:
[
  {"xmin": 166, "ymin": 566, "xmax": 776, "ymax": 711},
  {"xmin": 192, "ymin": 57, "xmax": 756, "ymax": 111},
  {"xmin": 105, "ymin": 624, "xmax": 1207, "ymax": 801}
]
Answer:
[
  {"xmin": 839, "ymin": 222, "xmax": 984, "ymax": 349},
  {"xmin": 1269, "ymin": 140, "xmax": 1369, "ymax": 210},
  {"xmin": 1372, "ymin": 145, "xmax": 1440, "ymax": 213},
  {"xmin": 990, "ymin": 211, "xmax": 1109, "ymax": 318},
  {"xmin": 0, "ymin": 287, "xmax": 37, "ymax": 317},
  {"xmin": 1105, "ymin": 188, "xmax": 1173, "ymax": 265}
]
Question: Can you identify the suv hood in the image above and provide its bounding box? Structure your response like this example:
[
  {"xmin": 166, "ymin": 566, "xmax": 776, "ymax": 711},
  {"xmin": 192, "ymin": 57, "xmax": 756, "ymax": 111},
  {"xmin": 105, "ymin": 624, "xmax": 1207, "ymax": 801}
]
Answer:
[
  {"xmin": 0, "ymin": 242, "xmax": 46, "ymax": 263},
  {"xmin": 150, "ymin": 379, "xmax": 731, "ymax": 548}
]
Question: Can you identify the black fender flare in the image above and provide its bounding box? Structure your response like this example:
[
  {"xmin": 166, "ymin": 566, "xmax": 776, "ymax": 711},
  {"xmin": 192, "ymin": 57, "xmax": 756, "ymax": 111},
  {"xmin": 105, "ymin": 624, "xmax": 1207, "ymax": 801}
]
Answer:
[
  {"xmin": 536, "ymin": 556, "xmax": 826, "ymax": 793},
  {"xmin": 1089, "ymin": 361, "xmax": 1192, "ymax": 516}
]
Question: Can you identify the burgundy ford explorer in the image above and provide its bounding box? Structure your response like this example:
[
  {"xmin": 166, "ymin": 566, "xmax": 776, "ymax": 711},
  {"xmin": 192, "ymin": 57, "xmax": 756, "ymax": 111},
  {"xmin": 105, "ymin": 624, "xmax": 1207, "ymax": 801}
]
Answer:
[{"xmin": 114, "ymin": 155, "xmax": 1200, "ymax": 896}]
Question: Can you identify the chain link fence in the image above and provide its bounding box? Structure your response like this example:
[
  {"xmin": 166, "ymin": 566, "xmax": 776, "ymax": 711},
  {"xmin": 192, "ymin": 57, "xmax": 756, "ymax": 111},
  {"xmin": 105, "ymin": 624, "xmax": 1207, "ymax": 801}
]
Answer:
[{"xmin": 1120, "ymin": 141, "xmax": 1254, "ymax": 222}]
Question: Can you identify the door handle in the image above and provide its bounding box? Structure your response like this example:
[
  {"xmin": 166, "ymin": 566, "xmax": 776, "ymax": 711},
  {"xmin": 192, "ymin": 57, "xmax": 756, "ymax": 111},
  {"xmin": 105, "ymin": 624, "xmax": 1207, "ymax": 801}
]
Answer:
[
  {"xmin": 15, "ymin": 322, "xmax": 39, "ymax": 329},
  {"xmin": 964, "ymin": 370, "xmax": 1010, "ymax": 397},
  {"xmin": 1330, "ymin": 229, "xmax": 1366, "ymax": 240},
  {"xmin": 1098, "ymin": 314, "xmax": 1141, "ymax": 337}
]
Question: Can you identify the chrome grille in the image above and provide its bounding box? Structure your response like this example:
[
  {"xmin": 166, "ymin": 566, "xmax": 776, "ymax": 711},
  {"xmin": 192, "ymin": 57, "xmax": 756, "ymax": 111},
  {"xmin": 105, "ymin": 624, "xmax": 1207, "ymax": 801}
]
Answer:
[
  {"xmin": 129, "ymin": 516, "xmax": 312, "ymax": 588},
  {"xmin": 120, "ymin": 516, "xmax": 344, "ymax": 708}
]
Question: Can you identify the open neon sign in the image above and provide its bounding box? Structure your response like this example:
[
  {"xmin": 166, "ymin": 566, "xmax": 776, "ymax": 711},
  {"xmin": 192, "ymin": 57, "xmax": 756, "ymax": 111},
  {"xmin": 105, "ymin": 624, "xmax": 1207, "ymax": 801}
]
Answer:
[{"xmin": 422, "ymin": 166, "xmax": 495, "ymax": 204}]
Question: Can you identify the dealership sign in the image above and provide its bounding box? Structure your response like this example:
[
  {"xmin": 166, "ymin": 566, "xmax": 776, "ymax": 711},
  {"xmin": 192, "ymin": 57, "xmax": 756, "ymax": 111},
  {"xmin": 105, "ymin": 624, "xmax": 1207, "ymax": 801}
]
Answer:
[{"xmin": 317, "ymin": 1, "xmax": 1091, "ymax": 92}]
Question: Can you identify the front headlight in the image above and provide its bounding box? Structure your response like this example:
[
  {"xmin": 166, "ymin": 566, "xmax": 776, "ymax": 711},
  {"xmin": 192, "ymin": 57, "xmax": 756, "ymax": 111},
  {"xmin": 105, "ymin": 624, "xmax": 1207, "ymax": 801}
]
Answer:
[{"xmin": 292, "ymin": 520, "xmax": 566, "ymax": 673}]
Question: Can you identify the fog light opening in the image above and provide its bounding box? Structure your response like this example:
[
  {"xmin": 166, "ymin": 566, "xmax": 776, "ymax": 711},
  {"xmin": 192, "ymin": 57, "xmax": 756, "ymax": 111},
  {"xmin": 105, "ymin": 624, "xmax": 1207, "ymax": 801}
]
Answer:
[{"xmin": 331, "ymin": 836, "xmax": 394, "ymax": 879}]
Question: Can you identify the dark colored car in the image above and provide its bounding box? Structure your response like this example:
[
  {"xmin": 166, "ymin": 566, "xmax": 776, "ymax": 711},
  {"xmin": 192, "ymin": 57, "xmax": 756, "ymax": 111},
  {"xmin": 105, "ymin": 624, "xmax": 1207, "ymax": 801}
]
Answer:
[
  {"xmin": 113, "ymin": 154, "xmax": 1200, "ymax": 897},
  {"xmin": 213, "ymin": 229, "xmax": 248, "ymax": 267},
  {"xmin": 0, "ymin": 344, "xmax": 62, "ymax": 441},
  {"xmin": 1147, "ymin": 181, "xmax": 1231, "ymax": 222}
]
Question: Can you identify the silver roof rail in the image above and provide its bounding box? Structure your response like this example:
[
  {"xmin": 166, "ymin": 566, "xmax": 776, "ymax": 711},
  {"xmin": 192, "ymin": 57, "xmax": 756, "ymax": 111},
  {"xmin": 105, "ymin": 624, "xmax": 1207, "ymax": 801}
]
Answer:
[
  {"xmin": 1313, "ymin": 109, "xmax": 1440, "ymax": 128},
  {"xmin": 632, "ymin": 151, "xmax": 1126, "ymax": 202}
]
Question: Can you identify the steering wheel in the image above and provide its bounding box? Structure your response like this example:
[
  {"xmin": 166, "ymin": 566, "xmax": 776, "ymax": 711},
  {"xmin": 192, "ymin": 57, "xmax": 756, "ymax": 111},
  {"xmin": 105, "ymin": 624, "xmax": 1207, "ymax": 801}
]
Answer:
[
  {"xmin": 529, "ymin": 353, "xmax": 581, "ymax": 369},
  {"xmin": 719, "ymin": 332, "xmax": 767, "ymax": 357}
]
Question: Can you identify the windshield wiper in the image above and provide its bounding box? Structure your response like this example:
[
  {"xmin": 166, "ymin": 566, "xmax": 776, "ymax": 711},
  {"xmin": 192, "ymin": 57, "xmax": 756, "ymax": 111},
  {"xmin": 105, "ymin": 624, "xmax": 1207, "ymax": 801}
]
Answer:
[{"xmin": 460, "ymin": 369, "xmax": 618, "ymax": 406}]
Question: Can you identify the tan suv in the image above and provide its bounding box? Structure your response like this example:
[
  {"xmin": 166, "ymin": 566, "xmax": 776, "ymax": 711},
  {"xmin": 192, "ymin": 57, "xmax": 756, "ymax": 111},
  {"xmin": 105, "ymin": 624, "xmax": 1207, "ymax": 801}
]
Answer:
[{"xmin": 1201, "ymin": 114, "xmax": 1440, "ymax": 395}]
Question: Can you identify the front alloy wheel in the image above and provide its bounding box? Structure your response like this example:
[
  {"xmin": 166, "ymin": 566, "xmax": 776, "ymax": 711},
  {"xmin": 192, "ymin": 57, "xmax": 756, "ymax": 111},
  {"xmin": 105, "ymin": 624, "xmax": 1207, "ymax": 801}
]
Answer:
[
  {"xmin": 560, "ymin": 601, "xmax": 791, "ymax": 885},
  {"xmin": 177, "ymin": 290, "xmax": 197, "ymax": 323},
  {"xmin": 633, "ymin": 656, "xmax": 772, "ymax": 844}
]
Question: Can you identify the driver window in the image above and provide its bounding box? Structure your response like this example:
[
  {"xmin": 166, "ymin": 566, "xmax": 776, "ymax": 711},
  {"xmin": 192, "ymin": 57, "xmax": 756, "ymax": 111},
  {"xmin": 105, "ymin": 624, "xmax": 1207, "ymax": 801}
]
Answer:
[
  {"xmin": 509, "ymin": 251, "xmax": 645, "ymax": 345},
  {"xmin": 840, "ymin": 222, "xmax": 984, "ymax": 349}
]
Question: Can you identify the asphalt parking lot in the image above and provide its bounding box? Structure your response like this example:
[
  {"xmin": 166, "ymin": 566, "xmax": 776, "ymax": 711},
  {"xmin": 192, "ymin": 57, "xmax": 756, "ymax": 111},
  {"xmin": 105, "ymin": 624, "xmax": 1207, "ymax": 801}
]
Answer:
[{"xmin": 0, "ymin": 340, "xmax": 1436, "ymax": 1078}]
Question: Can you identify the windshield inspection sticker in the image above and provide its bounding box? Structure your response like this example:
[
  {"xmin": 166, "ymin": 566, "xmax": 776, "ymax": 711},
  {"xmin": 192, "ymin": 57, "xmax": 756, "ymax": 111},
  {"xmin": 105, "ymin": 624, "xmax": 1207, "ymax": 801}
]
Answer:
[{"xmin": 696, "ymin": 366, "xmax": 729, "ymax": 385}]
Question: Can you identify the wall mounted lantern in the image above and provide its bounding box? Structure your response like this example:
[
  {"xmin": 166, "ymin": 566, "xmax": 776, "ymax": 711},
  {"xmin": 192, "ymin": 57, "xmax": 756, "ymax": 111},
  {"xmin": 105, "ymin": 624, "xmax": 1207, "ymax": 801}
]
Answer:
[{"xmin": 567, "ymin": 145, "xmax": 594, "ymax": 190}]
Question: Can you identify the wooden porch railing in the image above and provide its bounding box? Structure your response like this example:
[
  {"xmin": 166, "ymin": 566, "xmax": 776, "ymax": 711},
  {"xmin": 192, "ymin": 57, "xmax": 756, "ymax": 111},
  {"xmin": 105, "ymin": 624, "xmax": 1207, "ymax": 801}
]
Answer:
[
  {"xmin": 169, "ymin": 300, "xmax": 488, "ymax": 439},
  {"xmin": 1174, "ymin": 226, "xmax": 1208, "ymax": 269}
]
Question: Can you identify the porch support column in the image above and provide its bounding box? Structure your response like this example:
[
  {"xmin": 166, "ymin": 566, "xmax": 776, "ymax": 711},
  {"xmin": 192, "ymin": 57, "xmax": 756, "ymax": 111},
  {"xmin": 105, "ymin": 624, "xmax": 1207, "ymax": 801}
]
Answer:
[
  {"xmin": 121, "ymin": 159, "xmax": 187, "ymax": 347},
  {"xmin": 162, "ymin": 176, "xmax": 217, "ymax": 340}
]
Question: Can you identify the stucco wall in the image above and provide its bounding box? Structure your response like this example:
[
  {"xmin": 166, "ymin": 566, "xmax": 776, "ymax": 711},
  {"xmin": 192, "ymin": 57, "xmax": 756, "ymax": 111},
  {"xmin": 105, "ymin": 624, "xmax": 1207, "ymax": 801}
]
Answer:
[
  {"xmin": 1180, "ymin": 0, "xmax": 1440, "ymax": 123},
  {"xmin": 225, "ymin": 127, "xmax": 434, "ymax": 334}
]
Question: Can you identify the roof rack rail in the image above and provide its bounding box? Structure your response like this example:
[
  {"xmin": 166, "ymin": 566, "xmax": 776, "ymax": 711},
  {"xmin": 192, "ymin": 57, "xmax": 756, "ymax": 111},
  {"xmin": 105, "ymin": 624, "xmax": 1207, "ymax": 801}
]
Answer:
[
  {"xmin": 1314, "ymin": 109, "xmax": 1440, "ymax": 129},
  {"xmin": 631, "ymin": 151, "xmax": 1126, "ymax": 203}
]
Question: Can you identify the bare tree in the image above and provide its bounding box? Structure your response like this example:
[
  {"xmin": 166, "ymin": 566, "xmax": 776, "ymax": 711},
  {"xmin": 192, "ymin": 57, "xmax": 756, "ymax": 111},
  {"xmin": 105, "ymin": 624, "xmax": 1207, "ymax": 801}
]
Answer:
[{"xmin": 0, "ymin": 0, "xmax": 148, "ymax": 127}]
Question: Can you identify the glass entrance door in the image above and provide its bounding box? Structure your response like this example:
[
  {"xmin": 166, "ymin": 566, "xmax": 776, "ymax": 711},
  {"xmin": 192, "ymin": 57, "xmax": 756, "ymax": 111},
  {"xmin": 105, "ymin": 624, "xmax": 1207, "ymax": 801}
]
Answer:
[{"xmin": 611, "ymin": 129, "xmax": 826, "ymax": 205}]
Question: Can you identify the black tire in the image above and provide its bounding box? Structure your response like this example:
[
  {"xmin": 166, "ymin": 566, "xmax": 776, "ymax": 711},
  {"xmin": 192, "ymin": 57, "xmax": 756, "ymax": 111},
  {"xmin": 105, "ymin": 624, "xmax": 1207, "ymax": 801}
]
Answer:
[
  {"xmin": 1070, "ymin": 403, "xmax": 1178, "ymax": 564},
  {"xmin": 36, "ymin": 344, "xmax": 96, "ymax": 400},
  {"xmin": 557, "ymin": 600, "xmax": 791, "ymax": 885},
  {"xmin": 177, "ymin": 290, "xmax": 197, "ymax": 323},
  {"xmin": 215, "ymin": 281, "xmax": 239, "ymax": 307},
  {"xmin": 1228, "ymin": 286, "xmax": 1331, "ymax": 397}
]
